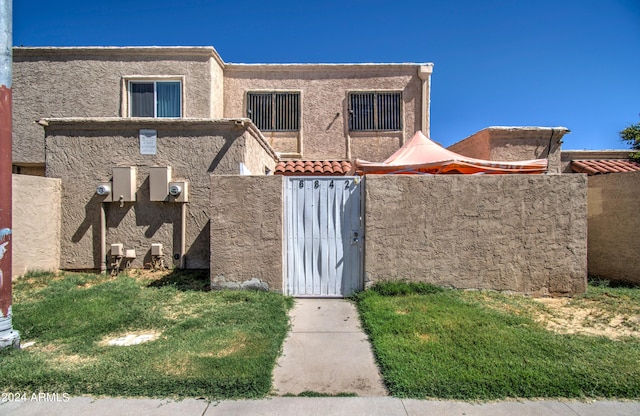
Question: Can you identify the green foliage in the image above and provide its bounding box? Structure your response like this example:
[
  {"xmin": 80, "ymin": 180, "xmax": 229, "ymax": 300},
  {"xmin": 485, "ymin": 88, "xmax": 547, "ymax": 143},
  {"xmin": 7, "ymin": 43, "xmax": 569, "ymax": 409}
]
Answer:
[
  {"xmin": 619, "ymin": 122, "xmax": 640, "ymax": 161},
  {"xmin": 2, "ymin": 271, "xmax": 293, "ymax": 400},
  {"xmin": 356, "ymin": 283, "xmax": 640, "ymax": 400}
]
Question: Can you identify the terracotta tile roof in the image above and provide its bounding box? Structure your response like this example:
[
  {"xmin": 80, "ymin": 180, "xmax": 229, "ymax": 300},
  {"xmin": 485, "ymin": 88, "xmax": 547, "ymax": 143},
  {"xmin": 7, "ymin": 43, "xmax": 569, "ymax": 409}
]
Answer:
[
  {"xmin": 571, "ymin": 159, "xmax": 640, "ymax": 175},
  {"xmin": 275, "ymin": 160, "xmax": 353, "ymax": 176}
]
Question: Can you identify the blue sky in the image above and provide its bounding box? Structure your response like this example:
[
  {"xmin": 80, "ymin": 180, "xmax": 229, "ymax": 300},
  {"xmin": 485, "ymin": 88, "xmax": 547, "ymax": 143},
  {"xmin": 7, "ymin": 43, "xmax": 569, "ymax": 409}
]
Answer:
[{"xmin": 13, "ymin": 0, "xmax": 640, "ymax": 150}]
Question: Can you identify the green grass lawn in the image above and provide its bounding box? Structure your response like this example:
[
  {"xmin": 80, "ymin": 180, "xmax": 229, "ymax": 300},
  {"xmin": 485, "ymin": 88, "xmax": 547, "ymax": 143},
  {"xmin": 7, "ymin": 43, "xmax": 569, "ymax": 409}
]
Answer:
[
  {"xmin": 355, "ymin": 281, "xmax": 640, "ymax": 400},
  {"xmin": 1, "ymin": 271, "xmax": 293, "ymax": 399}
]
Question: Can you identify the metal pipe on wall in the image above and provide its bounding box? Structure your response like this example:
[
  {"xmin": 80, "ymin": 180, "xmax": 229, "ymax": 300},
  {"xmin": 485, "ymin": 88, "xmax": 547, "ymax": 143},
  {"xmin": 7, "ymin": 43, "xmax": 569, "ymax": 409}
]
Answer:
[
  {"xmin": 100, "ymin": 203, "xmax": 107, "ymax": 273},
  {"xmin": 418, "ymin": 65, "xmax": 433, "ymax": 138},
  {"xmin": 179, "ymin": 202, "xmax": 186, "ymax": 269}
]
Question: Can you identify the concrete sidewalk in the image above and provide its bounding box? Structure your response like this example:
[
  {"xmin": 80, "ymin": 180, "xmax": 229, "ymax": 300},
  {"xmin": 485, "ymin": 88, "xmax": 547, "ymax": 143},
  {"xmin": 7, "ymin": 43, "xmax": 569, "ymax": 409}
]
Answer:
[
  {"xmin": 3, "ymin": 396, "xmax": 640, "ymax": 416},
  {"xmin": 272, "ymin": 298, "xmax": 387, "ymax": 396}
]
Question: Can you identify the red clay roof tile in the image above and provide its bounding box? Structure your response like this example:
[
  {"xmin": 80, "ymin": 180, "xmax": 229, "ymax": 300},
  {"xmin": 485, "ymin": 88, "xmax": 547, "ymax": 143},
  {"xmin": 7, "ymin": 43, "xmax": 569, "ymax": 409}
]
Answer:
[
  {"xmin": 275, "ymin": 160, "xmax": 354, "ymax": 176},
  {"xmin": 571, "ymin": 159, "xmax": 640, "ymax": 175}
]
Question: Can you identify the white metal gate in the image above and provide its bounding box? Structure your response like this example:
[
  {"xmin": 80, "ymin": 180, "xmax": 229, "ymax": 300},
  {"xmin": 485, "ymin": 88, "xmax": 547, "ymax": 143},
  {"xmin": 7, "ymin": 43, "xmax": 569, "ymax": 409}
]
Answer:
[{"xmin": 284, "ymin": 177, "xmax": 363, "ymax": 297}]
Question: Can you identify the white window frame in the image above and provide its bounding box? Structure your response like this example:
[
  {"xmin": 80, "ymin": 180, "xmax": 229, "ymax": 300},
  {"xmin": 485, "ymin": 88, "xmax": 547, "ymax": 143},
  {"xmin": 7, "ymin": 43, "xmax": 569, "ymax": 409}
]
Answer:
[{"xmin": 121, "ymin": 75, "xmax": 185, "ymax": 118}]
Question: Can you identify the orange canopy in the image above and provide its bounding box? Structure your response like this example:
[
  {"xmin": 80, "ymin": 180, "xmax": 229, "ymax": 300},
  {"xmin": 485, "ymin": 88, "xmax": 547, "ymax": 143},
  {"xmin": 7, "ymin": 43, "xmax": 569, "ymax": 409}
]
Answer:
[{"xmin": 354, "ymin": 131, "xmax": 548, "ymax": 175}]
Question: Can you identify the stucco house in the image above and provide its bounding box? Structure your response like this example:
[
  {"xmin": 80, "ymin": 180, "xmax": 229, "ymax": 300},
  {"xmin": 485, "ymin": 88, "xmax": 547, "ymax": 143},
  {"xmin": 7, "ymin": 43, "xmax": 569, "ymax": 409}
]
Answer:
[
  {"xmin": 11, "ymin": 45, "xmax": 593, "ymax": 296},
  {"xmin": 11, "ymin": 46, "xmax": 436, "ymax": 273},
  {"xmin": 12, "ymin": 46, "xmax": 435, "ymax": 175}
]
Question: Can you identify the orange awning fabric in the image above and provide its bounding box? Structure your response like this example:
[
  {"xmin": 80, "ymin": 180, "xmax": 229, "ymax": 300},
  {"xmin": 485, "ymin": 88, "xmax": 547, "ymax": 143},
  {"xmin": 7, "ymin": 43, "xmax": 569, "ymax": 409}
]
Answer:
[{"xmin": 354, "ymin": 131, "xmax": 548, "ymax": 175}]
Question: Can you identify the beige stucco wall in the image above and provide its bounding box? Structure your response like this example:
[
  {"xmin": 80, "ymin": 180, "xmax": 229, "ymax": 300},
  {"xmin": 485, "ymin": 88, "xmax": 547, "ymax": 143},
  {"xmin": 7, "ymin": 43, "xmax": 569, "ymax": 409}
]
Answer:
[
  {"xmin": 363, "ymin": 174, "xmax": 588, "ymax": 296},
  {"xmin": 242, "ymin": 123, "xmax": 279, "ymax": 175},
  {"xmin": 43, "ymin": 118, "xmax": 276, "ymax": 270},
  {"xmin": 210, "ymin": 175, "xmax": 283, "ymax": 291},
  {"xmin": 13, "ymin": 47, "xmax": 223, "ymax": 165},
  {"xmin": 223, "ymin": 64, "xmax": 428, "ymax": 161},
  {"xmin": 12, "ymin": 174, "xmax": 61, "ymax": 277},
  {"xmin": 448, "ymin": 127, "xmax": 569, "ymax": 174},
  {"xmin": 587, "ymin": 171, "xmax": 640, "ymax": 283},
  {"xmin": 210, "ymin": 56, "xmax": 225, "ymax": 118}
]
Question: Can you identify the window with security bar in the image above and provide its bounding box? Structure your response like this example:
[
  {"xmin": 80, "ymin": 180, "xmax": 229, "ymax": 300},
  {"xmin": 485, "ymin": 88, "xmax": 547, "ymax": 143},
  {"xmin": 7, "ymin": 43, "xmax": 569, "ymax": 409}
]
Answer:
[
  {"xmin": 246, "ymin": 92, "xmax": 300, "ymax": 131},
  {"xmin": 349, "ymin": 91, "xmax": 402, "ymax": 131}
]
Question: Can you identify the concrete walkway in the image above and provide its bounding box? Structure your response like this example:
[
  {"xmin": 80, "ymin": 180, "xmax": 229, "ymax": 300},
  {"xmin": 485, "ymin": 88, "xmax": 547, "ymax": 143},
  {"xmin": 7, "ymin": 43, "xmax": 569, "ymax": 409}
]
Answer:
[{"xmin": 272, "ymin": 298, "xmax": 387, "ymax": 396}]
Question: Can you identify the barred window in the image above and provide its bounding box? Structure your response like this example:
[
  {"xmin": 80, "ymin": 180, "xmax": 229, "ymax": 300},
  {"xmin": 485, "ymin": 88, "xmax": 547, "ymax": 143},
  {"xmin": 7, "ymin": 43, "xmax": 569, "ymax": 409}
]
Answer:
[
  {"xmin": 247, "ymin": 92, "xmax": 300, "ymax": 131},
  {"xmin": 349, "ymin": 91, "xmax": 402, "ymax": 131}
]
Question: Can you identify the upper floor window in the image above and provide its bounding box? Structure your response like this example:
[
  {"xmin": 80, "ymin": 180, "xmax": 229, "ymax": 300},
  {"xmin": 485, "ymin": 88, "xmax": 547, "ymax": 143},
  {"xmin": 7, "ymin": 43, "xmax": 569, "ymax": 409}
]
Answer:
[
  {"xmin": 246, "ymin": 91, "xmax": 300, "ymax": 132},
  {"xmin": 129, "ymin": 80, "xmax": 182, "ymax": 118},
  {"xmin": 349, "ymin": 91, "xmax": 402, "ymax": 131}
]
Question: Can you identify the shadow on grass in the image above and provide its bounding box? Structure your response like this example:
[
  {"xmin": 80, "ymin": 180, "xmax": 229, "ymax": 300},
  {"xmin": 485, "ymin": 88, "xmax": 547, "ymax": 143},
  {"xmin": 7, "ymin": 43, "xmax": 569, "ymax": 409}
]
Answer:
[
  {"xmin": 146, "ymin": 269, "xmax": 211, "ymax": 292},
  {"xmin": 588, "ymin": 275, "xmax": 640, "ymax": 289}
]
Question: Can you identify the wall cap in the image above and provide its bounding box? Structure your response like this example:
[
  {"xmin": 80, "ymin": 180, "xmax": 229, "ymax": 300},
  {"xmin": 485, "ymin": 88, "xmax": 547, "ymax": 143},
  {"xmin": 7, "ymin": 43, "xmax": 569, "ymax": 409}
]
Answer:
[
  {"xmin": 225, "ymin": 62, "xmax": 434, "ymax": 72},
  {"xmin": 38, "ymin": 117, "xmax": 279, "ymax": 162},
  {"xmin": 14, "ymin": 46, "xmax": 225, "ymax": 68}
]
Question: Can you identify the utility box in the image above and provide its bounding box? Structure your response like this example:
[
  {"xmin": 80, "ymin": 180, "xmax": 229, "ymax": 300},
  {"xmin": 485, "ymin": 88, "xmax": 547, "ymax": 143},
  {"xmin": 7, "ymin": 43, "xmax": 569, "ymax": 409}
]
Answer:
[
  {"xmin": 149, "ymin": 166, "xmax": 172, "ymax": 202},
  {"xmin": 112, "ymin": 167, "xmax": 137, "ymax": 202},
  {"xmin": 169, "ymin": 181, "xmax": 189, "ymax": 203},
  {"xmin": 151, "ymin": 243, "xmax": 163, "ymax": 256},
  {"xmin": 111, "ymin": 243, "xmax": 124, "ymax": 257},
  {"xmin": 125, "ymin": 249, "xmax": 136, "ymax": 259}
]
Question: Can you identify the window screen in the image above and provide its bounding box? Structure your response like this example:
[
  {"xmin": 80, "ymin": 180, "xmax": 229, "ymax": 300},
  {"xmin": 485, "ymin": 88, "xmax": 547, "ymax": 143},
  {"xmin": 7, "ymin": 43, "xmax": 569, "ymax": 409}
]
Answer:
[
  {"xmin": 130, "ymin": 81, "xmax": 181, "ymax": 118},
  {"xmin": 130, "ymin": 82, "xmax": 155, "ymax": 117}
]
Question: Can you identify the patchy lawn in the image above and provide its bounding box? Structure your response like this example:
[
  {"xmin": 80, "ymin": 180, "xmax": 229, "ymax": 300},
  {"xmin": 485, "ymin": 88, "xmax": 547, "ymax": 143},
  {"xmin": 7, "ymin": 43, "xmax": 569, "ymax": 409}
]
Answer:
[
  {"xmin": 1, "ymin": 270, "xmax": 293, "ymax": 400},
  {"xmin": 355, "ymin": 281, "xmax": 640, "ymax": 400}
]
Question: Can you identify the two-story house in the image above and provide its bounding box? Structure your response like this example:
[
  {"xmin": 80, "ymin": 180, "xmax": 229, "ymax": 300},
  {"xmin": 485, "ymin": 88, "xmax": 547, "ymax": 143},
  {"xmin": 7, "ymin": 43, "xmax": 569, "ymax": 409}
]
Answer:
[
  {"xmin": 11, "ymin": 46, "xmax": 432, "ymax": 271},
  {"xmin": 13, "ymin": 46, "xmax": 433, "ymax": 175},
  {"xmin": 10, "ymin": 45, "xmax": 599, "ymax": 296}
]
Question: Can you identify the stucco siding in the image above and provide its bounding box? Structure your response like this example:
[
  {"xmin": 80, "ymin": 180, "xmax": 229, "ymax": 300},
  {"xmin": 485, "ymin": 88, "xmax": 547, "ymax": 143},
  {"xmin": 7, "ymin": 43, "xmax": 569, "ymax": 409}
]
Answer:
[
  {"xmin": 210, "ymin": 56, "xmax": 225, "ymax": 118},
  {"xmin": 587, "ymin": 171, "xmax": 640, "ymax": 283},
  {"xmin": 13, "ymin": 47, "xmax": 217, "ymax": 165},
  {"xmin": 43, "ymin": 119, "xmax": 275, "ymax": 270},
  {"xmin": 448, "ymin": 127, "xmax": 568, "ymax": 174},
  {"xmin": 242, "ymin": 126, "xmax": 278, "ymax": 176},
  {"xmin": 363, "ymin": 174, "xmax": 588, "ymax": 295},
  {"xmin": 210, "ymin": 175, "xmax": 283, "ymax": 291},
  {"xmin": 12, "ymin": 174, "xmax": 61, "ymax": 277},
  {"xmin": 223, "ymin": 65, "xmax": 423, "ymax": 161}
]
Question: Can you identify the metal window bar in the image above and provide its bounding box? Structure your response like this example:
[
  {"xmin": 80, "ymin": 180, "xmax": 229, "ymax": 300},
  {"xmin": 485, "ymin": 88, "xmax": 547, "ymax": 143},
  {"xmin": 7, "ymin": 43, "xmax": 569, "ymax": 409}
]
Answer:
[
  {"xmin": 377, "ymin": 92, "xmax": 401, "ymax": 130},
  {"xmin": 349, "ymin": 91, "xmax": 401, "ymax": 131},
  {"xmin": 247, "ymin": 92, "xmax": 299, "ymax": 131}
]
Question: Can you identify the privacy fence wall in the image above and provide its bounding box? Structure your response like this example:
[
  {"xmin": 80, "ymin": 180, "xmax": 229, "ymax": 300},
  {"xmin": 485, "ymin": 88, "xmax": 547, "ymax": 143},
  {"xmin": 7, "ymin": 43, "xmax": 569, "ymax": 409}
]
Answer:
[
  {"xmin": 12, "ymin": 174, "xmax": 61, "ymax": 278},
  {"xmin": 210, "ymin": 174, "xmax": 588, "ymax": 296},
  {"xmin": 364, "ymin": 174, "xmax": 587, "ymax": 295},
  {"xmin": 587, "ymin": 171, "xmax": 640, "ymax": 284}
]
